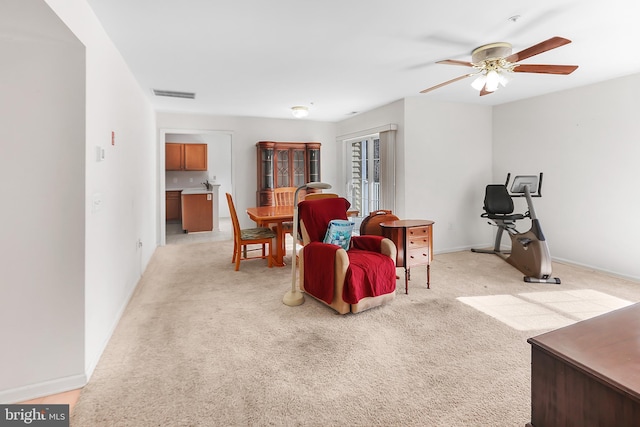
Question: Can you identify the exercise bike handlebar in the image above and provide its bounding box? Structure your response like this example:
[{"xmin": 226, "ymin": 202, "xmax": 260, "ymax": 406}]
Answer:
[{"xmin": 506, "ymin": 172, "xmax": 544, "ymax": 198}]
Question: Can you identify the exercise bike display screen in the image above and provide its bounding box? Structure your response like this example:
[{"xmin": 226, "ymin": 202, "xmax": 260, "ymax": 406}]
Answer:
[{"xmin": 511, "ymin": 175, "xmax": 539, "ymax": 194}]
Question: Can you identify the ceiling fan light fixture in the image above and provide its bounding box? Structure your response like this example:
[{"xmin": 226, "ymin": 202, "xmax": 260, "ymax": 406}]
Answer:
[
  {"xmin": 291, "ymin": 106, "xmax": 309, "ymax": 118},
  {"xmin": 485, "ymin": 70, "xmax": 500, "ymax": 92},
  {"xmin": 422, "ymin": 37, "xmax": 577, "ymax": 97},
  {"xmin": 498, "ymin": 72, "xmax": 511, "ymax": 87},
  {"xmin": 471, "ymin": 74, "xmax": 487, "ymax": 91}
]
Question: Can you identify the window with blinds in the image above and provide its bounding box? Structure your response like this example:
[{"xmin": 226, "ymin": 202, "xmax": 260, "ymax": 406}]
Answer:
[{"xmin": 348, "ymin": 137, "xmax": 381, "ymax": 217}]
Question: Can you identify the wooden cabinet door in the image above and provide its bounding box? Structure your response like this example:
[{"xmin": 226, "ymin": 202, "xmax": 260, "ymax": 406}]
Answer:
[
  {"xmin": 307, "ymin": 146, "xmax": 321, "ymax": 183},
  {"xmin": 166, "ymin": 191, "xmax": 182, "ymax": 221},
  {"xmin": 275, "ymin": 147, "xmax": 291, "ymax": 187},
  {"xmin": 181, "ymin": 193, "xmax": 213, "ymax": 232},
  {"xmin": 291, "ymin": 147, "xmax": 306, "ymax": 188},
  {"xmin": 166, "ymin": 143, "xmax": 184, "ymax": 170},
  {"xmin": 184, "ymin": 144, "xmax": 207, "ymax": 171}
]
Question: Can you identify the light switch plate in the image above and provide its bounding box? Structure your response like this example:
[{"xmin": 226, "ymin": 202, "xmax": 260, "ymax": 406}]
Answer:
[{"xmin": 96, "ymin": 146, "xmax": 105, "ymax": 162}]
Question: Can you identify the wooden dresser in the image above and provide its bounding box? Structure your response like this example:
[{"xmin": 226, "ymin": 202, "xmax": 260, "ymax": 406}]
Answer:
[
  {"xmin": 380, "ymin": 219, "xmax": 434, "ymax": 294},
  {"xmin": 526, "ymin": 303, "xmax": 640, "ymax": 427}
]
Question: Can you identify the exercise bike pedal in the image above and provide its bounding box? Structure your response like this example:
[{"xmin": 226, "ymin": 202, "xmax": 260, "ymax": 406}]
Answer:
[{"xmin": 524, "ymin": 276, "xmax": 561, "ymax": 284}]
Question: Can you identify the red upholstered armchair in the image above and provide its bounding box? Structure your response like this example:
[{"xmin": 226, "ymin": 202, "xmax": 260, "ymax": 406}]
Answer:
[{"xmin": 298, "ymin": 197, "xmax": 397, "ymax": 314}]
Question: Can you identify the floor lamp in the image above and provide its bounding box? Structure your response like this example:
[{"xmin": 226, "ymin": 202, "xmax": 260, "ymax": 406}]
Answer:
[{"xmin": 283, "ymin": 181, "xmax": 332, "ymax": 306}]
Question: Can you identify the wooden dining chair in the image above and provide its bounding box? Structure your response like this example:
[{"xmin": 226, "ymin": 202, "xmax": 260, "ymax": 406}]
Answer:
[
  {"xmin": 273, "ymin": 187, "xmax": 298, "ymax": 256},
  {"xmin": 274, "ymin": 187, "xmax": 297, "ymax": 206},
  {"xmin": 225, "ymin": 193, "xmax": 275, "ymax": 271}
]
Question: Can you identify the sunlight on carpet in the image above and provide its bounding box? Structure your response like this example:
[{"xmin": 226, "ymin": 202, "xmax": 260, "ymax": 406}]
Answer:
[{"xmin": 457, "ymin": 289, "xmax": 633, "ymax": 331}]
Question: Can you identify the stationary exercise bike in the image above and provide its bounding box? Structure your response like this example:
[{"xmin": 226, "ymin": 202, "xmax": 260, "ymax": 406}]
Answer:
[{"xmin": 472, "ymin": 173, "xmax": 561, "ymax": 284}]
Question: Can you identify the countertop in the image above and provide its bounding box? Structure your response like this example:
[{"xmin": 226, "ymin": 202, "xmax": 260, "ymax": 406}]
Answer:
[
  {"xmin": 166, "ymin": 185, "xmax": 220, "ymax": 195},
  {"xmin": 181, "ymin": 188, "xmax": 213, "ymax": 195}
]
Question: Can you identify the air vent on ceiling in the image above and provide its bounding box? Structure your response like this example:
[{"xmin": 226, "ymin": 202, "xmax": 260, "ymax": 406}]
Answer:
[{"xmin": 152, "ymin": 89, "xmax": 195, "ymax": 99}]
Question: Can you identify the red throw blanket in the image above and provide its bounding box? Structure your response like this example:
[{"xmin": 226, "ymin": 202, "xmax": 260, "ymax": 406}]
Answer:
[
  {"xmin": 298, "ymin": 198, "xmax": 350, "ymax": 242},
  {"xmin": 303, "ymin": 242, "xmax": 339, "ymax": 304},
  {"xmin": 300, "ymin": 197, "xmax": 395, "ymax": 306},
  {"xmin": 343, "ymin": 249, "xmax": 396, "ymax": 304},
  {"xmin": 351, "ymin": 235, "xmax": 385, "ymax": 252},
  {"xmin": 303, "ymin": 235, "xmax": 396, "ymax": 305}
]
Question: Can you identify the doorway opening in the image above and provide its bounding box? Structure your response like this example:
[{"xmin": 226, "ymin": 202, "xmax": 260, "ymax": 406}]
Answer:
[{"xmin": 159, "ymin": 129, "xmax": 233, "ymax": 245}]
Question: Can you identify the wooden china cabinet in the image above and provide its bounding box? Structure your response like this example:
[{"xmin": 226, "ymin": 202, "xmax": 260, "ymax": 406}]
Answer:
[{"xmin": 256, "ymin": 141, "xmax": 321, "ymax": 206}]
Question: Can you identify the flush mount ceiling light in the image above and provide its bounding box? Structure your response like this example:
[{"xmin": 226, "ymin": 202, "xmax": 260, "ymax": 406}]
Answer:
[{"xmin": 291, "ymin": 106, "xmax": 309, "ymax": 118}]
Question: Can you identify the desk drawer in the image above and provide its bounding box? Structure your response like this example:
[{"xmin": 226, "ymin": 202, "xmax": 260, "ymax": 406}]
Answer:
[
  {"xmin": 408, "ymin": 226, "xmax": 431, "ymax": 248},
  {"xmin": 407, "ymin": 247, "xmax": 430, "ymax": 267}
]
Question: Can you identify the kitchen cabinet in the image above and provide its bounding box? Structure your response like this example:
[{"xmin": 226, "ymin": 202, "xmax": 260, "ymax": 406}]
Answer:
[
  {"xmin": 165, "ymin": 143, "xmax": 184, "ymax": 171},
  {"xmin": 165, "ymin": 143, "xmax": 208, "ymax": 171},
  {"xmin": 256, "ymin": 141, "xmax": 321, "ymax": 206},
  {"xmin": 181, "ymin": 192, "xmax": 213, "ymax": 232},
  {"xmin": 166, "ymin": 191, "xmax": 182, "ymax": 221}
]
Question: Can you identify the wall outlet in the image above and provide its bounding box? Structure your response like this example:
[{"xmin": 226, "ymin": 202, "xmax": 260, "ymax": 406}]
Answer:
[{"xmin": 91, "ymin": 193, "xmax": 102, "ymax": 213}]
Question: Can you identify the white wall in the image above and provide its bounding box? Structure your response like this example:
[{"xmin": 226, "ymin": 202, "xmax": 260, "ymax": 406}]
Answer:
[
  {"xmin": 0, "ymin": 0, "xmax": 85, "ymax": 402},
  {"xmin": 156, "ymin": 113, "xmax": 338, "ymax": 231},
  {"xmin": 0, "ymin": 0, "xmax": 157, "ymax": 403},
  {"xmin": 493, "ymin": 73, "xmax": 640, "ymax": 280},
  {"xmin": 404, "ymin": 98, "xmax": 493, "ymax": 253},
  {"xmin": 46, "ymin": 0, "xmax": 158, "ymax": 379}
]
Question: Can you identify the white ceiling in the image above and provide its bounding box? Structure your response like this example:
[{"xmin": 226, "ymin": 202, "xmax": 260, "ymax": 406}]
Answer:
[{"xmin": 85, "ymin": 0, "xmax": 640, "ymax": 122}]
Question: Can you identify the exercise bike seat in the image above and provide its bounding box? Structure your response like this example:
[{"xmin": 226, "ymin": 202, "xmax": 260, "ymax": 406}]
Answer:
[{"xmin": 480, "ymin": 185, "xmax": 526, "ymax": 221}]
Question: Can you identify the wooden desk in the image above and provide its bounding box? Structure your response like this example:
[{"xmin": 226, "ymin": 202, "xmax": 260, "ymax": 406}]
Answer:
[
  {"xmin": 246, "ymin": 205, "xmax": 294, "ymax": 267},
  {"xmin": 526, "ymin": 303, "xmax": 640, "ymax": 427},
  {"xmin": 380, "ymin": 219, "xmax": 434, "ymax": 294}
]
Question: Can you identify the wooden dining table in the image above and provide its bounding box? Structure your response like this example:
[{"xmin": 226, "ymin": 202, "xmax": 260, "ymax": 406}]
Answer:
[
  {"xmin": 246, "ymin": 205, "xmax": 360, "ymax": 267},
  {"xmin": 246, "ymin": 205, "xmax": 295, "ymax": 267}
]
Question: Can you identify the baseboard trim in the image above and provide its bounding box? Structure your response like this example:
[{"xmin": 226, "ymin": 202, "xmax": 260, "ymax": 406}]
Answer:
[
  {"xmin": 85, "ymin": 271, "xmax": 143, "ymax": 380},
  {"xmin": 552, "ymin": 256, "xmax": 640, "ymax": 283},
  {"xmin": 1, "ymin": 373, "xmax": 86, "ymax": 404}
]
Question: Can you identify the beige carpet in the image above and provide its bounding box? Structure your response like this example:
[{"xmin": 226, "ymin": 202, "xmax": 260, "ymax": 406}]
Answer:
[
  {"xmin": 71, "ymin": 242, "xmax": 640, "ymax": 426},
  {"xmin": 458, "ymin": 289, "xmax": 633, "ymax": 331}
]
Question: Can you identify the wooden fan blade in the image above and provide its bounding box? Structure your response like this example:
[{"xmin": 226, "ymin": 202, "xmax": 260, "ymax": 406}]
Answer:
[
  {"xmin": 513, "ymin": 64, "xmax": 579, "ymax": 75},
  {"xmin": 437, "ymin": 59, "xmax": 475, "ymax": 67},
  {"xmin": 505, "ymin": 36, "xmax": 571, "ymax": 63},
  {"xmin": 479, "ymin": 85, "xmax": 494, "ymax": 96},
  {"xmin": 420, "ymin": 74, "xmax": 473, "ymax": 93}
]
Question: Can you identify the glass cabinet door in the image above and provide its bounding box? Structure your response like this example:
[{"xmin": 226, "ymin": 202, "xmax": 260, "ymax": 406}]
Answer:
[
  {"xmin": 276, "ymin": 149, "xmax": 290, "ymax": 187},
  {"xmin": 261, "ymin": 148, "xmax": 274, "ymax": 190},
  {"xmin": 292, "ymin": 149, "xmax": 305, "ymax": 187},
  {"xmin": 307, "ymin": 148, "xmax": 320, "ymax": 183}
]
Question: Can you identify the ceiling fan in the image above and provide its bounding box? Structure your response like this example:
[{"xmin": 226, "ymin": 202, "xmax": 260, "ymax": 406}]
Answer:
[{"xmin": 420, "ymin": 36, "xmax": 579, "ymax": 96}]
